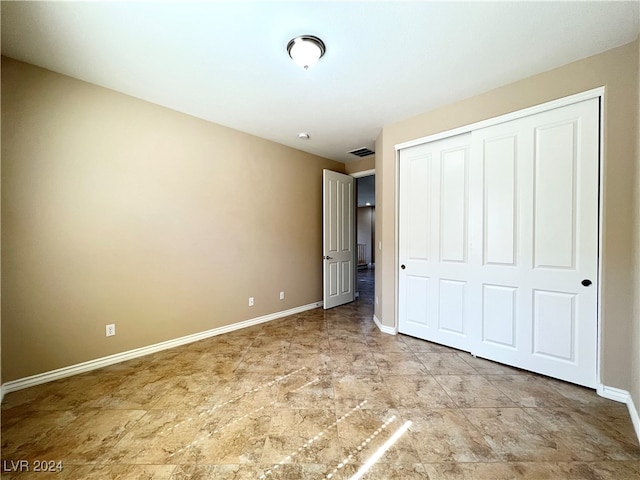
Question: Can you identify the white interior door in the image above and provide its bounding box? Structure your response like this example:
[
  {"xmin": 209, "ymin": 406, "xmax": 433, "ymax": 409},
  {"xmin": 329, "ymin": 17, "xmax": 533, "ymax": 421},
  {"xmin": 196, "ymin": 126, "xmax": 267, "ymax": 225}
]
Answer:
[
  {"xmin": 398, "ymin": 98, "xmax": 599, "ymax": 388},
  {"xmin": 323, "ymin": 170, "xmax": 355, "ymax": 309}
]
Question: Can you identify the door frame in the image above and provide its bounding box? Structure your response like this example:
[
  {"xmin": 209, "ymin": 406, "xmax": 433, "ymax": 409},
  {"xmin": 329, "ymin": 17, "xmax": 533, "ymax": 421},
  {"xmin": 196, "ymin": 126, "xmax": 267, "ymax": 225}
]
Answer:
[
  {"xmin": 351, "ymin": 169, "xmax": 376, "ymax": 178},
  {"xmin": 393, "ymin": 87, "xmax": 605, "ymax": 388}
]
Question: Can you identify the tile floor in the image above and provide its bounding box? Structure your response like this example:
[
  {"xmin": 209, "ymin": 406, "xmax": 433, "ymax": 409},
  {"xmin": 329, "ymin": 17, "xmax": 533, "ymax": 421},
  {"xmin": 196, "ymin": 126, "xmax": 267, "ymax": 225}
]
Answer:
[{"xmin": 2, "ymin": 269, "xmax": 640, "ymax": 479}]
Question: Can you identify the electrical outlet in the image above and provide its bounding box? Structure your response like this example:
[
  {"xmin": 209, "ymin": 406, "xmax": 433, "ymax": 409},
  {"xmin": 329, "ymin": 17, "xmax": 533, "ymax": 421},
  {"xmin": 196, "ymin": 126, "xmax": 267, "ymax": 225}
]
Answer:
[
  {"xmin": 249, "ymin": 297, "xmax": 254, "ymax": 307},
  {"xmin": 279, "ymin": 291, "xmax": 285, "ymax": 300},
  {"xmin": 106, "ymin": 324, "xmax": 116, "ymax": 337}
]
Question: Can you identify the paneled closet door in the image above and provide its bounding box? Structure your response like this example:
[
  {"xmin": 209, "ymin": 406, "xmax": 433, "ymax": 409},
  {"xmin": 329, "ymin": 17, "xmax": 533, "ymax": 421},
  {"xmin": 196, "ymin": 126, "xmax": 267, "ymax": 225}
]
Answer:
[
  {"xmin": 398, "ymin": 133, "xmax": 473, "ymax": 352},
  {"xmin": 469, "ymin": 98, "xmax": 599, "ymax": 388},
  {"xmin": 398, "ymin": 97, "xmax": 599, "ymax": 388}
]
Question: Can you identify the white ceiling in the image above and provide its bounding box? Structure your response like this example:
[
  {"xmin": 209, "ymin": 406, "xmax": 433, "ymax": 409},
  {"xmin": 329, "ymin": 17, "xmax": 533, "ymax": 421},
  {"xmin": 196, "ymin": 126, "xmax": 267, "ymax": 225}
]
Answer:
[{"xmin": 2, "ymin": 1, "xmax": 639, "ymax": 163}]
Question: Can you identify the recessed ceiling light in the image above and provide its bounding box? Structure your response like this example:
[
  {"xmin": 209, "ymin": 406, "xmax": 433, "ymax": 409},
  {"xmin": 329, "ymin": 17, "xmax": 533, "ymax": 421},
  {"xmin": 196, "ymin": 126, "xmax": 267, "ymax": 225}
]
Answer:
[
  {"xmin": 298, "ymin": 132, "xmax": 310, "ymax": 140},
  {"xmin": 287, "ymin": 35, "xmax": 326, "ymax": 70}
]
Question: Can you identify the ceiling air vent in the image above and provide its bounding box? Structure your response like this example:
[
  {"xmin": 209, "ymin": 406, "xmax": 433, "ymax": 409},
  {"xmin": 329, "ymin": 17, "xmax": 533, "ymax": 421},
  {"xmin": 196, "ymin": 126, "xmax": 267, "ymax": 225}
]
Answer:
[{"xmin": 348, "ymin": 147, "xmax": 375, "ymax": 157}]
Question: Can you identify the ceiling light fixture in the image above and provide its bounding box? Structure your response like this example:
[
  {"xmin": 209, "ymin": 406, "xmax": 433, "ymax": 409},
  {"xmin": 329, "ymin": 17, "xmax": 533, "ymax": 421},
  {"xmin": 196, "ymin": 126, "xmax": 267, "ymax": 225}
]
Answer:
[{"xmin": 287, "ymin": 35, "xmax": 326, "ymax": 70}]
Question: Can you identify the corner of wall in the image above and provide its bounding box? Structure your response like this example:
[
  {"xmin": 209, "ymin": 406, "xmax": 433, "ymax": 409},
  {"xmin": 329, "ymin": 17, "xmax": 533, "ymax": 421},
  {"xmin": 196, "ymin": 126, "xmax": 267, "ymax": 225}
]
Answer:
[
  {"xmin": 1, "ymin": 61, "xmax": 3, "ymax": 392},
  {"xmin": 629, "ymin": 35, "xmax": 640, "ymax": 441},
  {"xmin": 374, "ymin": 133, "xmax": 384, "ymax": 327}
]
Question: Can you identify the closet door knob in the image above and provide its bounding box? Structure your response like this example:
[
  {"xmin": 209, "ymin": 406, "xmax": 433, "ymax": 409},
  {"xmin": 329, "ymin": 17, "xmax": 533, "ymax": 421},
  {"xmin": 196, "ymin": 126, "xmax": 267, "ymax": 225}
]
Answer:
[
  {"xmin": 401, "ymin": 265, "xmax": 406, "ymax": 270},
  {"xmin": 581, "ymin": 279, "xmax": 592, "ymax": 287}
]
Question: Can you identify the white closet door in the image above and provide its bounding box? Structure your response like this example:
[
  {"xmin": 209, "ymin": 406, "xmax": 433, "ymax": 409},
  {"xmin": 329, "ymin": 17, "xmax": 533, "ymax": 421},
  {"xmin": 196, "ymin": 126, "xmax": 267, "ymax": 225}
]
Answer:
[
  {"xmin": 398, "ymin": 133, "xmax": 473, "ymax": 352},
  {"xmin": 469, "ymin": 98, "xmax": 599, "ymax": 387},
  {"xmin": 398, "ymin": 98, "xmax": 599, "ymax": 388}
]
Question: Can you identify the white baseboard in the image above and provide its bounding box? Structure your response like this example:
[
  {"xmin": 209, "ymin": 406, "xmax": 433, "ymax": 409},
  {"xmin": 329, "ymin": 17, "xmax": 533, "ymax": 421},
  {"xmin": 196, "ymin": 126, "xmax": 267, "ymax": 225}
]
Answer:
[
  {"xmin": 598, "ymin": 384, "xmax": 630, "ymax": 403},
  {"xmin": 598, "ymin": 384, "xmax": 640, "ymax": 444},
  {"xmin": 627, "ymin": 393, "xmax": 640, "ymax": 445},
  {"xmin": 0, "ymin": 301, "xmax": 323, "ymax": 401},
  {"xmin": 373, "ymin": 315, "xmax": 396, "ymax": 335}
]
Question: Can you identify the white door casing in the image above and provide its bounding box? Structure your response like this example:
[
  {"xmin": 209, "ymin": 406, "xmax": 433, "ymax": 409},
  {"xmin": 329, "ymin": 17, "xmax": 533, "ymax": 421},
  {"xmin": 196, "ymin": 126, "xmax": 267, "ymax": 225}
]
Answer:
[
  {"xmin": 323, "ymin": 169, "xmax": 355, "ymax": 309},
  {"xmin": 398, "ymin": 97, "xmax": 600, "ymax": 388}
]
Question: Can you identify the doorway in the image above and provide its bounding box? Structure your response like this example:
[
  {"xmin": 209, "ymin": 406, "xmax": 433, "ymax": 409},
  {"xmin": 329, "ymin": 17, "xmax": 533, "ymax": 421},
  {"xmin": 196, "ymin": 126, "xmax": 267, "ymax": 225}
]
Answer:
[{"xmin": 356, "ymin": 174, "xmax": 375, "ymax": 305}]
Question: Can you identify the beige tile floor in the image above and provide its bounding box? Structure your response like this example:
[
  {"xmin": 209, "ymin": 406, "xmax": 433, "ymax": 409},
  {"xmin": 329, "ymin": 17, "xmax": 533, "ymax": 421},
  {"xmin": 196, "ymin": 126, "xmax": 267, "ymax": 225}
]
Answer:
[{"xmin": 2, "ymin": 269, "xmax": 640, "ymax": 479}]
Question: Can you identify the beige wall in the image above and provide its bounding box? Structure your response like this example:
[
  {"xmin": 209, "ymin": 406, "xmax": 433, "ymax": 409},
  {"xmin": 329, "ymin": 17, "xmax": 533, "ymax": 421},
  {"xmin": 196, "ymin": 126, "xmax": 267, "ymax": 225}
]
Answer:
[
  {"xmin": 632, "ymin": 41, "xmax": 640, "ymax": 417},
  {"xmin": 344, "ymin": 156, "xmax": 375, "ymax": 175},
  {"xmin": 1, "ymin": 57, "xmax": 344, "ymax": 382},
  {"xmin": 376, "ymin": 41, "xmax": 639, "ymax": 391},
  {"xmin": 357, "ymin": 207, "xmax": 375, "ymax": 266}
]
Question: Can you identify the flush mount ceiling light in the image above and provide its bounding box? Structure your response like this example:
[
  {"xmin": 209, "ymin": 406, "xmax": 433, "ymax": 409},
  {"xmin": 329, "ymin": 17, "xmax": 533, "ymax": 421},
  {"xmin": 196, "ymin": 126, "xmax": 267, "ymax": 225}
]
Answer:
[{"xmin": 287, "ymin": 35, "xmax": 326, "ymax": 70}]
